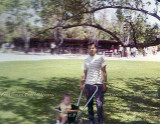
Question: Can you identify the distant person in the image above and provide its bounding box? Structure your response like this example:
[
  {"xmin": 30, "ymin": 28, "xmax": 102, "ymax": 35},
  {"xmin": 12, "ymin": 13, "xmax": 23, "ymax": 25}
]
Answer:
[
  {"xmin": 131, "ymin": 47, "xmax": 137, "ymax": 57},
  {"xmin": 126, "ymin": 47, "xmax": 130, "ymax": 58},
  {"xmin": 10, "ymin": 43, "xmax": 15, "ymax": 52},
  {"xmin": 152, "ymin": 46, "xmax": 157, "ymax": 55},
  {"xmin": 50, "ymin": 42, "xmax": 56, "ymax": 55},
  {"xmin": 118, "ymin": 45, "xmax": 123, "ymax": 57},
  {"xmin": 1, "ymin": 43, "xmax": 6, "ymax": 53},
  {"xmin": 114, "ymin": 48, "xmax": 118, "ymax": 56},
  {"xmin": 152, "ymin": 46, "xmax": 155, "ymax": 55},
  {"xmin": 111, "ymin": 45, "xmax": 115, "ymax": 51},
  {"xmin": 143, "ymin": 47, "xmax": 148, "ymax": 56},
  {"xmin": 111, "ymin": 45, "xmax": 115, "ymax": 56},
  {"xmin": 56, "ymin": 94, "xmax": 72, "ymax": 124},
  {"xmin": 80, "ymin": 42, "xmax": 107, "ymax": 124},
  {"xmin": 1, "ymin": 43, "xmax": 9, "ymax": 53}
]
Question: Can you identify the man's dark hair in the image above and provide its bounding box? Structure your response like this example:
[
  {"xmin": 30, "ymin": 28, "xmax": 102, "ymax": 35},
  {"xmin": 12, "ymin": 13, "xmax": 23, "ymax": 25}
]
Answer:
[{"xmin": 88, "ymin": 41, "xmax": 98, "ymax": 48}]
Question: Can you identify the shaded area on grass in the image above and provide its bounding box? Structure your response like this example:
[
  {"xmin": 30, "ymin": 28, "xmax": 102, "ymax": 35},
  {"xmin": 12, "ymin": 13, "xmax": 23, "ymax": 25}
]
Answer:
[
  {"xmin": 0, "ymin": 76, "xmax": 159, "ymax": 124},
  {"xmin": 106, "ymin": 77, "xmax": 159, "ymax": 123}
]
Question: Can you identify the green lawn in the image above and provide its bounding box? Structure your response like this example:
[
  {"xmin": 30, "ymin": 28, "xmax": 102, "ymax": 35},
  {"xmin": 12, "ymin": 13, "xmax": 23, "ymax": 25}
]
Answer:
[{"xmin": 0, "ymin": 60, "xmax": 159, "ymax": 124}]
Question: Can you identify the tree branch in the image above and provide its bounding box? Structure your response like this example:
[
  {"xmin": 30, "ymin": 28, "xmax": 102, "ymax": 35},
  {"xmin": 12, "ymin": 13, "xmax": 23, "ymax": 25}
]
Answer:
[
  {"xmin": 88, "ymin": 5, "xmax": 160, "ymax": 21},
  {"xmin": 37, "ymin": 23, "xmax": 123, "ymax": 44}
]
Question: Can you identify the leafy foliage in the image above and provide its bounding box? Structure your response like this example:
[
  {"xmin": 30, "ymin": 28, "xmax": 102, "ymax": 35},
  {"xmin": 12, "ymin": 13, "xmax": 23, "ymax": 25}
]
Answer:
[{"xmin": 0, "ymin": 0, "xmax": 160, "ymax": 46}]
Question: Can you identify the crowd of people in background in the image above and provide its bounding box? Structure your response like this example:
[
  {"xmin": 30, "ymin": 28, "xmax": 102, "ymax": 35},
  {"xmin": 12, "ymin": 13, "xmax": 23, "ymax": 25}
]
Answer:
[{"xmin": 109, "ymin": 45, "xmax": 159, "ymax": 58}]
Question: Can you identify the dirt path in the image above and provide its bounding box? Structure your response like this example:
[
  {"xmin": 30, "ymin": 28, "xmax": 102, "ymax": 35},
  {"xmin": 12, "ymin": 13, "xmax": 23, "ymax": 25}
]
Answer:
[{"xmin": 0, "ymin": 52, "xmax": 160, "ymax": 62}]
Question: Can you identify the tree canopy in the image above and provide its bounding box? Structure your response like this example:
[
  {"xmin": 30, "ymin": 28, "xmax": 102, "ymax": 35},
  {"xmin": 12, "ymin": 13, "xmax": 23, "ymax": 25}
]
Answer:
[{"xmin": 0, "ymin": 0, "xmax": 160, "ymax": 47}]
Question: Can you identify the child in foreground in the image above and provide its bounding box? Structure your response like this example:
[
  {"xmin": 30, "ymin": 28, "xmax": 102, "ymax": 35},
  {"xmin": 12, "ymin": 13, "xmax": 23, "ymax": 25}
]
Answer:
[{"xmin": 56, "ymin": 93, "xmax": 71, "ymax": 124}]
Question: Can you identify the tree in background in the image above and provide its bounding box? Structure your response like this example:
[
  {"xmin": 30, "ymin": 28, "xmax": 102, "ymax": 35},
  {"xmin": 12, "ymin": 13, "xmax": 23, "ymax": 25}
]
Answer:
[
  {"xmin": 34, "ymin": 0, "xmax": 160, "ymax": 47},
  {"xmin": 0, "ymin": 0, "xmax": 40, "ymax": 43},
  {"xmin": 0, "ymin": 0, "xmax": 160, "ymax": 47}
]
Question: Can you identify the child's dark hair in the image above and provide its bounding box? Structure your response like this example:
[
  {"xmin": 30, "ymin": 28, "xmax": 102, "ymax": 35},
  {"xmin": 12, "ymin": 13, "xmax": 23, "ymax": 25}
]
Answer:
[
  {"xmin": 62, "ymin": 93, "xmax": 70, "ymax": 99},
  {"xmin": 88, "ymin": 41, "xmax": 98, "ymax": 48}
]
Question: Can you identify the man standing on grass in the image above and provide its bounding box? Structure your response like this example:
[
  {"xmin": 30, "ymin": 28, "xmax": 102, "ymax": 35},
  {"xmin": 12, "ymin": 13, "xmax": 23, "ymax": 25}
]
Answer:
[{"xmin": 80, "ymin": 42, "xmax": 108, "ymax": 124}]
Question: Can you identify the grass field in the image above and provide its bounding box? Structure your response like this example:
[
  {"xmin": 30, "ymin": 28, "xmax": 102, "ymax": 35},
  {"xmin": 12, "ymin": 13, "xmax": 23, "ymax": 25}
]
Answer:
[{"xmin": 0, "ymin": 60, "xmax": 159, "ymax": 124}]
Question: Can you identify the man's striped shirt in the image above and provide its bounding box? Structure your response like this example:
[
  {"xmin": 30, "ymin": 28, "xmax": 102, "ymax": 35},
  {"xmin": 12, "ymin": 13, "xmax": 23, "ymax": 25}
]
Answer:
[{"xmin": 83, "ymin": 54, "xmax": 106, "ymax": 85}]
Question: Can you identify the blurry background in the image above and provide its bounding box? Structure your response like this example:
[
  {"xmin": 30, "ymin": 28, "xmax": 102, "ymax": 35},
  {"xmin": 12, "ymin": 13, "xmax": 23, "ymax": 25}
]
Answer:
[
  {"xmin": 0, "ymin": 0, "xmax": 160, "ymax": 124},
  {"xmin": 0, "ymin": 0, "xmax": 160, "ymax": 56}
]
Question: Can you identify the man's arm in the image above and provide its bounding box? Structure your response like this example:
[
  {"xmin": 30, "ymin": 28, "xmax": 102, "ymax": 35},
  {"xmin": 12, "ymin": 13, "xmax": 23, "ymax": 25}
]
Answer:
[
  {"xmin": 101, "ymin": 65, "xmax": 107, "ymax": 83},
  {"xmin": 101, "ymin": 66, "xmax": 108, "ymax": 92},
  {"xmin": 80, "ymin": 70, "xmax": 87, "ymax": 90}
]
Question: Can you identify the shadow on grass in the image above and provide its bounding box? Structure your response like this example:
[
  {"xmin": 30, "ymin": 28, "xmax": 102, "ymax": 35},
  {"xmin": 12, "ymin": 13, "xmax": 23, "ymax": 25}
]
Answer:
[{"xmin": 0, "ymin": 76, "xmax": 159, "ymax": 124}]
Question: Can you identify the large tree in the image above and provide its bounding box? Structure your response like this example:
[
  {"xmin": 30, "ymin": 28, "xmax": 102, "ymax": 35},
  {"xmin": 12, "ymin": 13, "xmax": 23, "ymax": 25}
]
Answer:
[
  {"xmin": 33, "ymin": 0, "xmax": 160, "ymax": 47},
  {"xmin": 1, "ymin": 0, "xmax": 160, "ymax": 47},
  {"xmin": 0, "ymin": 0, "xmax": 40, "ymax": 42}
]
